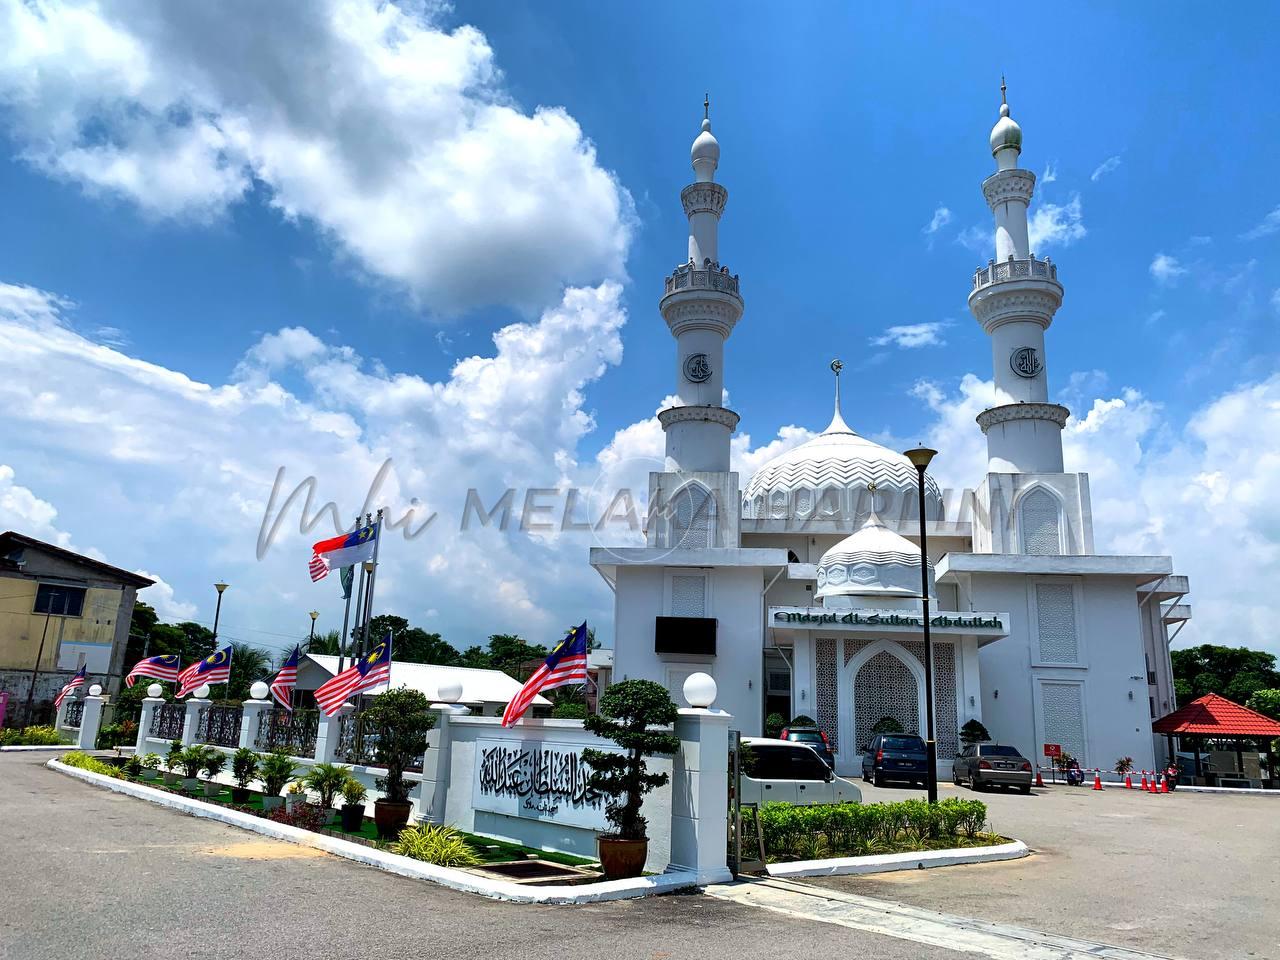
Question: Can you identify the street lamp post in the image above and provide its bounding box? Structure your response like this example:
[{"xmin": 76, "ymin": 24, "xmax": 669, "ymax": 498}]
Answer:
[
  {"xmin": 212, "ymin": 582, "xmax": 229, "ymax": 643},
  {"xmin": 308, "ymin": 610, "xmax": 319, "ymax": 645},
  {"xmin": 905, "ymin": 446, "xmax": 939, "ymax": 804}
]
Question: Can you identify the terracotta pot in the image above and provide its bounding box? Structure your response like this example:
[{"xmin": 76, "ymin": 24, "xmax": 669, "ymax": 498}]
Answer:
[
  {"xmin": 374, "ymin": 799, "xmax": 413, "ymax": 840},
  {"xmin": 597, "ymin": 837, "xmax": 647, "ymax": 880},
  {"xmin": 340, "ymin": 803, "xmax": 366, "ymax": 832}
]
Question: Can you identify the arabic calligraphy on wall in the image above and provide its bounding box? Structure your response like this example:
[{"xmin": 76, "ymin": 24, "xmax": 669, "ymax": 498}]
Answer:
[{"xmin": 473, "ymin": 738, "xmax": 610, "ymax": 830}]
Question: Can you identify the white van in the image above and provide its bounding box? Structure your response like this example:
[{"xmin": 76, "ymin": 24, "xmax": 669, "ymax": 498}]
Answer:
[{"xmin": 737, "ymin": 737, "xmax": 863, "ymax": 805}]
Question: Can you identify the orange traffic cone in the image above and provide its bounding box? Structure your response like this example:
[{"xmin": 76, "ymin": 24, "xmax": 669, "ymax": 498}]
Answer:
[
  {"xmin": 1140, "ymin": 771, "xmax": 1149, "ymax": 791},
  {"xmin": 1153, "ymin": 775, "xmax": 1162, "ymax": 795},
  {"xmin": 1125, "ymin": 773, "xmax": 1133, "ymax": 789},
  {"xmin": 1035, "ymin": 768, "xmax": 1045, "ymax": 788},
  {"xmin": 1092, "ymin": 769, "xmax": 1103, "ymax": 790},
  {"xmin": 1161, "ymin": 775, "xmax": 1170, "ymax": 794}
]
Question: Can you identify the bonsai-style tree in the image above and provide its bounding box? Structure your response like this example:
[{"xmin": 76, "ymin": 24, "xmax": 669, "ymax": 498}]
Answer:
[
  {"xmin": 790, "ymin": 715, "xmax": 816, "ymax": 727},
  {"xmin": 765, "ymin": 712, "xmax": 785, "ymax": 738},
  {"xmin": 304, "ymin": 762, "xmax": 352, "ymax": 811},
  {"xmin": 1114, "ymin": 756, "xmax": 1135, "ymax": 775},
  {"xmin": 582, "ymin": 679, "xmax": 680, "ymax": 842},
  {"xmin": 258, "ymin": 750, "xmax": 297, "ymax": 796},
  {"xmin": 960, "ymin": 719, "xmax": 992, "ymax": 745},
  {"xmin": 231, "ymin": 747, "xmax": 259, "ymax": 790},
  {"xmin": 362, "ymin": 687, "xmax": 435, "ymax": 804},
  {"xmin": 871, "ymin": 716, "xmax": 904, "ymax": 735}
]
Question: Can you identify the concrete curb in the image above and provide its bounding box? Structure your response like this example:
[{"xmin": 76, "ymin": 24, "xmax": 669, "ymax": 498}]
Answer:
[
  {"xmin": 46, "ymin": 759, "xmax": 698, "ymax": 904},
  {"xmin": 0, "ymin": 744, "xmax": 73, "ymax": 752},
  {"xmin": 1175, "ymin": 785, "xmax": 1280, "ymax": 796},
  {"xmin": 764, "ymin": 839, "xmax": 1029, "ymax": 878}
]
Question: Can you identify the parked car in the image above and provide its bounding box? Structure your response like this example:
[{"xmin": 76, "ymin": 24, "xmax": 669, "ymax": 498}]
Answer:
[
  {"xmin": 952, "ymin": 743, "xmax": 1033, "ymax": 793},
  {"xmin": 738, "ymin": 737, "xmax": 862, "ymax": 805},
  {"xmin": 861, "ymin": 733, "xmax": 929, "ymax": 787},
  {"xmin": 777, "ymin": 723, "xmax": 835, "ymax": 768}
]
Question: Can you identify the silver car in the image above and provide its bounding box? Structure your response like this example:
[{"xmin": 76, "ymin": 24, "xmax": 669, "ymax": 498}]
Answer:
[{"xmin": 952, "ymin": 743, "xmax": 1033, "ymax": 793}]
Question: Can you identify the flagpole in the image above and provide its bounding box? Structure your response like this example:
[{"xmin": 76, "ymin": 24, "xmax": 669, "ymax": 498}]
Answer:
[
  {"xmin": 348, "ymin": 562, "xmax": 367, "ymax": 674},
  {"xmin": 336, "ymin": 513, "xmax": 361, "ymax": 675},
  {"xmin": 360, "ymin": 509, "xmax": 384, "ymax": 660}
]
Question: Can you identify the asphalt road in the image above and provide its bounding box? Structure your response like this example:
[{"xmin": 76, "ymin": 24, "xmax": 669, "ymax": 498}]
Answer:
[
  {"xmin": 0, "ymin": 753, "xmax": 969, "ymax": 960},
  {"xmin": 813, "ymin": 778, "xmax": 1280, "ymax": 960}
]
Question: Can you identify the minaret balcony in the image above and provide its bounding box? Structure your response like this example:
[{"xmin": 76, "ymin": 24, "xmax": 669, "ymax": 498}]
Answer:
[
  {"xmin": 971, "ymin": 255, "xmax": 1059, "ymax": 291},
  {"xmin": 664, "ymin": 260, "xmax": 742, "ymax": 298}
]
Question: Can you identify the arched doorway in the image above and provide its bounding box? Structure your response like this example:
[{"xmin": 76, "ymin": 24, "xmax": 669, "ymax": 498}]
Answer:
[{"xmin": 837, "ymin": 639, "xmax": 925, "ymax": 775}]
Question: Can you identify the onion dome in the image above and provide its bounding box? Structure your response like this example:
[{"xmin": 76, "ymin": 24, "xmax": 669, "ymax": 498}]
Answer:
[
  {"xmin": 691, "ymin": 96, "xmax": 720, "ymax": 181},
  {"xmin": 990, "ymin": 78, "xmax": 1022, "ymax": 157},
  {"xmin": 742, "ymin": 405, "xmax": 942, "ymax": 525},
  {"xmin": 815, "ymin": 513, "xmax": 933, "ymax": 604}
]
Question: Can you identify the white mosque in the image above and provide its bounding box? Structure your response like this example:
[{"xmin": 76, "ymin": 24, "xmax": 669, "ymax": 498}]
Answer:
[{"xmin": 590, "ymin": 89, "xmax": 1190, "ymax": 777}]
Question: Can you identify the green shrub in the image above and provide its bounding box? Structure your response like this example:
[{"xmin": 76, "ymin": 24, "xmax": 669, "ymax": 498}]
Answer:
[
  {"xmin": 341, "ymin": 777, "xmax": 367, "ymax": 805},
  {"xmin": 870, "ymin": 716, "xmax": 904, "ymax": 735},
  {"xmin": 140, "ymin": 752, "xmax": 162, "ymax": 771},
  {"xmin": 124, "ymin": 753, "xmax": 144, "ymax": 777},
  {"xmin": 165, "ymin": 740, "xmax": 183, "ymax": 771},
  {"xmin": 789, "ymin": 715, "xmax": 816, "ymax": 727},
  {"xmin": 201, "ymin": 750, "xmax": 226, "ymax": 779},
  {"xmin": 60, "ymin": 751, "xmax": 125, "ymax": 778},
  {"xmin": 391, "ymin": 823, "xmax": 481, "ymax": 867},
  {"xmin": 96, "ymin": 719, "xmax": 138, "ymax": 750},
  {"xmin": 757, "ymin": 798, "xmax": 991, "ymax": 862},
  {"xmin": 362, "ymin": 687, "xmax": 435, "ymax": 804},
  {"xmin": 0, "ymin": 725, "xmax": 65, "ymax": 746},
  {"xmin": 177, "ymin": 746, "xmax": 211, "ymax": 778},
  {"xmin": 231, "ymin": 747, "xmax": 259, "ymax": 789},
  {"xmin": 765, "ymin": 712, "xmax": 785, "ymax": 738},
  {"xmin": 258, "ymin": 750, "xmax": 297, "ymax": 796},
  {"xmin": 303, "ymin": 762, "xmax": 351, "ymax": 810},
  {"xmin": 959, "ymin": 719, "xmax": 991, "ymax": 745}
]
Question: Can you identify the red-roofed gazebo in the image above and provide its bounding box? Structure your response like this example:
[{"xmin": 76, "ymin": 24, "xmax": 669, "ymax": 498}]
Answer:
[{"xmin": 1153, "ymin": 693, "xmax": 1280, "ymax": 786}]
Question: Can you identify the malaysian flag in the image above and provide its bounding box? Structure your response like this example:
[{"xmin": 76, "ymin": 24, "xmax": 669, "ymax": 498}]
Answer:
[
  {"xmin": 269, "ymin": 645, "xmax": 302, "ymax": 711},
  {"xmin": 126, "ymin": 653, "xmax": 182, "ymax": 688},
  {"xmin": 314, "ymin": 633, "xmax": 393, "ymax": 717},
  {"xmin": 309, "ymin": 521, "xmax": 378, "ymax": 583},
  {"xmin": 54, "ymin": 665, "xmax": 87, "ymax": 709},
  {"xmin": 176, "ymin": 645, "xmax": 233, "ymax": 698},
  {"xmin": 501, "ymin": 622, "xmax": 589, "ymax": 727}
]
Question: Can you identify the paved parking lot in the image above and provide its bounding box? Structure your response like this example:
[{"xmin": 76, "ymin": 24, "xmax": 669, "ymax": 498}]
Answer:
[{"xmin": 807, "ymin": 779, "xmax": 1280, "ymax": 960}]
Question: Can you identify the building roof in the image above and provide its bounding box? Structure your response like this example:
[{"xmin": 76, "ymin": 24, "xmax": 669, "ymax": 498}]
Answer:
[
  {"xmin": 0, "ymin": 531, "xmax": 155, "ymax": 589},
  {"xmin": 302, "ymin": 655, "xmax": 549, "ymax": 707},
  {"xmin": 1152, "ymin": 693, "xmax": 1280, "ymax": 738}
]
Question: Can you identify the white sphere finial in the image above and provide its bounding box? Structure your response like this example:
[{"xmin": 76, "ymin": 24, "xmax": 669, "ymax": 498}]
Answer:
[
  {"xmin": 88, "ymin": 683, "xmax": 103, "ymax": 697},
  {"xmin": 691, "ymin": 96, "xmax": 720, "ymax": 182},
  {"xmin": 193, "ymin": 684, "xmax": 211, "ymax": 700},
  {"xmin": 250, "ymin": 680, "xmax": 270, "ymax": 701},
  {"xmin": 683, "ymin": 672, "xmax": 717, "ymax": 709},
  {"xmin": 437, "ymin": 680, "xmax": 463, "ymax": 704},
  {"xmin": 146, "ymin": 683, "xmax": 163, "ymax": 699}
]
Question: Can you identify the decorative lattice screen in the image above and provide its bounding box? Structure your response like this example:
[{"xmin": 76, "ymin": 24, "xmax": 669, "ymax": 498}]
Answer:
[
  {"xmin": 815, "ymin": 637, "xmax": 838, "ymax": 752},
  {"xmin": 1020, "ymin": 488, "xmax": 1061, "ymax": 555},
  {"xmin": 670, "ymin": 575, "xmax": 706, "ymax": 617},
  {"xmin": 1035, "ymin": 583, "xmax": 1078, "ymax": 663}
]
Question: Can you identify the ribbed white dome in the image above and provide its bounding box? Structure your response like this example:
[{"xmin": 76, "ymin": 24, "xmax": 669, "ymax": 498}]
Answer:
[
  {"xmin": 742, "ymin": 406, "xmax": 942, "ymax": 524},
  {"xmin": 816, "ymin": 513, "xmax": 933, "ymax": 603},
  {"xmin": 989, "ymin": 103, "xmax": 1022, "ymax": 156}
]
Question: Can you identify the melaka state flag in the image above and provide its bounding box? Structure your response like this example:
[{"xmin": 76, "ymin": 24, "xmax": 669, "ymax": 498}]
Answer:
[{"xmin": 308, "ymin": 521, "xmax": 378, "ymax": 583}]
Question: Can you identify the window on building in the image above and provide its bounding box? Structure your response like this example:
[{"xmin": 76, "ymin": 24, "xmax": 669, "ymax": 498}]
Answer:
[
  {"xmin": 33, "ymin": 583, "xmax": 86, "ymax": 617},
  {"xmin": 1035, "ymin": 583, "xmax": 1079, "ymax": 663},
  {"xmin": 671, "ymin": 483, "xmax": 715, "ymax": 548},
  {"xmin": 670, "ymin": 574, "xmax": 707, "ymax": 618},
  {"xmin": 1020, "ymin": 488, "xmax": 1062, "ymax": 555}
]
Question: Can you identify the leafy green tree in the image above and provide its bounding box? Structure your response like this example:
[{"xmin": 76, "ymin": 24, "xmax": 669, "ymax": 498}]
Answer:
[
  {"xmin": 397, "ymin": 628, "xmax": 461, "ymax": 666},
  {"xmin": 583, "ymin": 680, "xmax": 680, "ymax": 841},
  {"xmin": 484, "ymin": 634, "xmax": 549, "ymax": 679},
  {"xmin": 458, "ymin": 645, "xmax": 491, "ymax": 669},
  {"xmin": 960, "ymin": 719, "xmax": 992, "ymax": 745},
  {"xmin": 871, "ymin": 716, "xmax": 904, "ymax": 735},
  {"xmin": 1171, "ymin": 645, "xmax": 1280, "ymax": 703},
  {"xmin": 226, "ymin": 642, "xmax": 271, "ymax": 701},
  {"xmin": 362, "ymin": 687, "xmax": 435, "ymax": 804},
  {"xmin": 306, "ymin": 629, "xmax": 343, "ymax": 656},
  {"xmin": 1246, "ymin": 689, "xmax": 1280, "ymax": 721},
  {"xmin": 367, "ymin": 614, "xmax": 410, "ymax": 646}
]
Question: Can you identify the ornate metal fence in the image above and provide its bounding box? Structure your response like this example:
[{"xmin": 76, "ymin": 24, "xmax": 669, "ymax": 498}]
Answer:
[
  {"xmin": 336, "ymin": 713, "xmax": 423, "ymax": 770},
  {"xmin": 64, "ymin": 700, "xmax": 85, "ymax": 729},
  {"xmin": 150, "ymin": 702, "xmax": 186, "ymax": 740},
  {"xmin": 255, "ymin": 707, "xmax": 318, "ymax": 757},
  {"xmin": 196, "ymin": 704, "xmax": 243, "ymax": 747}
]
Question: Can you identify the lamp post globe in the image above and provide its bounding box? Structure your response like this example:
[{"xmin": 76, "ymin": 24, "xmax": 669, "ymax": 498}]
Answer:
[
  {"xmin": 904, "ymin": 445, "xmax": 939, "ymax": 803},
  {"xmin": 308, "ymin": 610, "xmax": 319, "ymax": 643}
]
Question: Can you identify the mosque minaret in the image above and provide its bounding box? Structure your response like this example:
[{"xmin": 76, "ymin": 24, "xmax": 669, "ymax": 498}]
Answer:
[{"xmin": 970, "ymin": 79, "xmax": 1069, "ymax": 475}]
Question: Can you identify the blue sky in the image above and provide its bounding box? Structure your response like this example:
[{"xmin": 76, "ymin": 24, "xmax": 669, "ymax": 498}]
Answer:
[{"xmin": 1, "ymin": 1, "xmax": 1278, "ymax": 659}]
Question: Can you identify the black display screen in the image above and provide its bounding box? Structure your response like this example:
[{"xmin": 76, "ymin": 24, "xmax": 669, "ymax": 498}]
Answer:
[{"xmin": 654, "ymin": 616, "xmax": 717, "ymax": 656}]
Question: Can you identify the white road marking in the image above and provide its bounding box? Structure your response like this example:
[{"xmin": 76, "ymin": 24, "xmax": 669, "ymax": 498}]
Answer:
[{"xmin": 704, "ymin": 877, "xmax": 1178, "ymax": 960}]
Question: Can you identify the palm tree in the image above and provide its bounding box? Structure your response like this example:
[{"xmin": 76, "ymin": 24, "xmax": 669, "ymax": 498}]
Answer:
[
  {"xmin": 227, "ymin": 641, "xmax": 271, "ymax": 701},
  {"xmin": 306, "ymin": 629, "xmax": 342, "ymax": 657}
]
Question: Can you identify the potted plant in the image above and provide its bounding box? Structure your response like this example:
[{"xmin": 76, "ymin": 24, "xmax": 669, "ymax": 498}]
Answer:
[
  {"xmin": 583, "ymin": 679, "xmax": 680, "ymax": 880},
  {"xmin": 1114, "ymin": 756, "xmax": 1135, "ymax": 777},
  {"xmin": 201, "ymin": 751, "xmax": 226, "ymax": 797},
  {"xmin": 178, "ymin": 746, "xmax": 207, "ymax": 792},
  {"xmin": 164, "ymin": 740, "xmax": 183, "ymax": 785},
  {"xmin": 304, "ymin": 762, "xmax": 351, "ymax": 824},
  {"xmin": 258, "ymin": 750, "xmax": 296, "ymax": 811},
  {"xmin": 339, "ymin": 777, "xmax": 367, "ymax": 832},
  {"xmin": 362, "ymin": 688, "xmax": 435, "ymax": 839},
  {"xmin": 123, "ymin": 752, "xmax": 143, "ymax": 778},
  {"xmin": 286, "ymin": 781, "xmax": 308, "ymax": 812},
  {"xmin": 140, "ymin": 753, "xmax": 162, "ymax": 782},
  {"xmin": 230, "ymin": 747, "xmax": 258, "ymax": 803}
]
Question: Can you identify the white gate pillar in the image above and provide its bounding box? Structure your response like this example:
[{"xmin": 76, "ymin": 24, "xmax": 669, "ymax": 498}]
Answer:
[
  {"xmin": 136, "ymin": 689, "xmax": 165, "ymax": 752},
  {"xmin": 425, "ymin": 688, "xmax": 469, "ymax": 824},
  {"xmin": 76, "ymin": 690, "xmax": 106, "ymax": 751},
  {"xmin": 315, "ymin": 703, "xmax": 354, "ymax": 763},
  {"xmin": 668, "ymin": 673, "xmax": 733, "ymax": 885},
  {"xmin": 181, "ymin": 697, "xmax": 206, "ymax": 746}
]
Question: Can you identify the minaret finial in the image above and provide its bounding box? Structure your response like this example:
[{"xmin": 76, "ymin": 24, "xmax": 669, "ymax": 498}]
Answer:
[
  {"xmin": 1000, "ymin": 74, "xmax": 1007, "ymax": 105},
  {"xmin": 824, "ymin": 359, "xmax": 853, "ymax": 435},
  {"xmin": 704, "ymin": 93, "xmax": 710, "ymax": 120}
]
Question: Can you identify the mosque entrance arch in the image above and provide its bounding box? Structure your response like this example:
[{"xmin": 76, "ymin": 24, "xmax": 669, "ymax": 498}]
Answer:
[{"xmin": 836, "ymin": 639, "xmax": 925, "ymax": 776}]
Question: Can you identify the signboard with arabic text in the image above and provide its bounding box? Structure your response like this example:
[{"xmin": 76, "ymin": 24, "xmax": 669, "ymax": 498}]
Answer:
[{"xmin": 472, "ymin": 737, "xmax": 614, "ymax": 831}]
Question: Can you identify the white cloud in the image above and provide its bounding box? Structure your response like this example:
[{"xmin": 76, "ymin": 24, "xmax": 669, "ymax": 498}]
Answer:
[
  {"xmin": 870, "ymin": 321, "xmax": 950, "ymax": 349},
  {"xmin": 1040, "ymin": 162, "xmax": 1057, "ymax": 185},
  {"xmin": 1090, "ymin": 155, "xmax": 1122, "ymax": 182},
  {"xmin": 955, "ymin": 224, "xmax": 989, "ymax": 255},
  {"xmin": 923, "ymin": 205, "xmax": 952, "ymax": 235},
  {"xmin": 0, "ymin": 0, "xmax": 632, "ymax": 313},
  {"xmin": 0, "ymin": 464, "xmax": 72, "ymax": 547},
  {"xmin": 1028, "ymin": 194, "xmax": 1086, "ymax": 252},
  {"xmin": 1150, "ymin": 252, "xmax": 1187, "ymax": 285},
  {"xmin": 1240, "ymin": 205, "xmax": 1280, "ymax": 242},
  {"xmin": 132, "ymin": 570, "xmax": 198, "ymax": 622}
]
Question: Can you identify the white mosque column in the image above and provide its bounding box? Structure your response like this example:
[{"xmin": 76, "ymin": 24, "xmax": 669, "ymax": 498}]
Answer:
[
  {"xmin": 969, "ymin": 80, "xmax": 1069, "ymax": 475},
  {"xmin": 658, "ymin": 99, "xmax": 743, "ymax": 475},
  {"xmin": 792, "ymin": 637, "xmax": 813, "ymax": 725}
]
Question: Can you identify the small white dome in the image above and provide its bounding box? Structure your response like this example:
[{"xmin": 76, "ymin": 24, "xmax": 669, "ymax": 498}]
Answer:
[
  {"xmin": 743, "ymin": 407, "xmax": 941, "ymax": 525},
  {"xmin": 691, "ymin": 117, "xmax": 720, "ymax": 181},
  {"xmin": 989, "ymin": 103, "xmax": 1022, "ymax": 156},
  {"xmin": 815, "ymin": 513, "xmax": 932, "ymax": 602}
]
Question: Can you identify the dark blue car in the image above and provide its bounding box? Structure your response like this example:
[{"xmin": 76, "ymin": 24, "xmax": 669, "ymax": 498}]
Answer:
[{"xmin": 861, "ymin": 733, "xmax": 928, "ymax": 788}]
